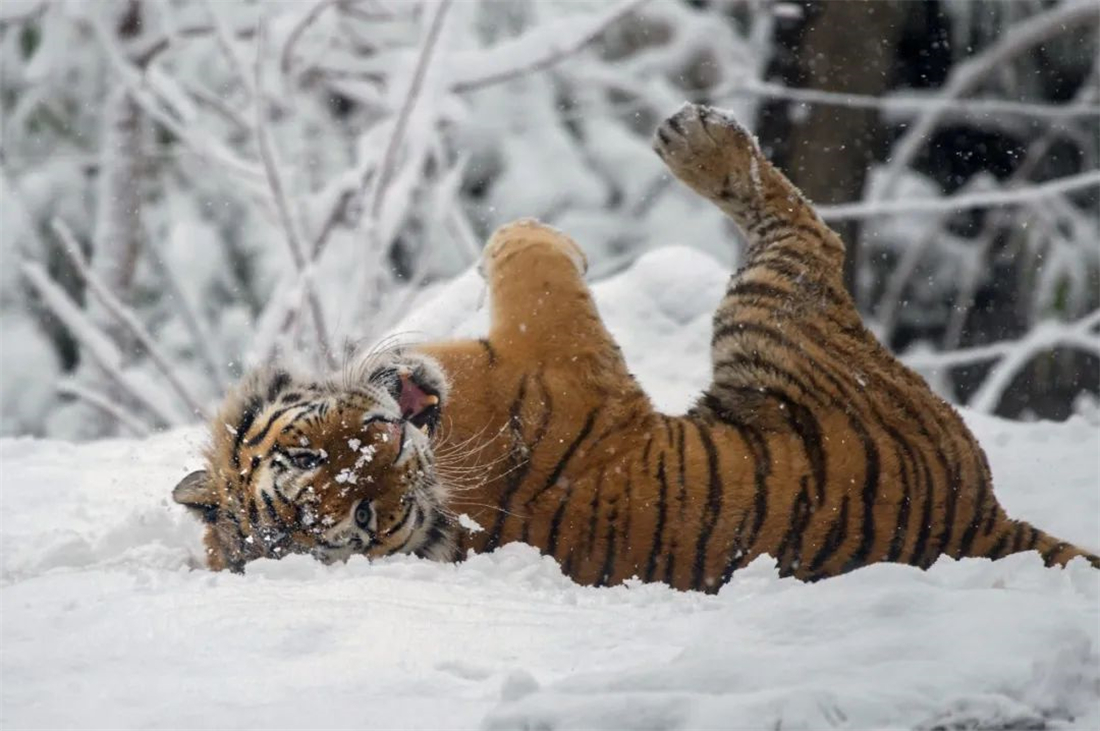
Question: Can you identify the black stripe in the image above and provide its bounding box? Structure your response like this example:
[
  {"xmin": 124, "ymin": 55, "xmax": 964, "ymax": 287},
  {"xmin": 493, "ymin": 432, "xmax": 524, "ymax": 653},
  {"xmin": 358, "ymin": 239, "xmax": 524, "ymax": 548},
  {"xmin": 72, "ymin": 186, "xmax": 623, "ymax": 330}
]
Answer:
[
  {"xmin": 738, "ymin": 423, "xmax": 771, "ymax": 551},
  {"xmin": 663, "ymin": 420, "xmax": 688, "ymax": 587},
  {"xmin": 661, "ymin": 414, "xmax": 674, "ymax": 443},
  {"xmin": 718, "ymin": 511, "xmax": 753, "ymax": 587},
  {"xmin": 245, "ymin": 405, "xmax": 299, "ymax": 447},
  {"xmin": 809, "ymin": 495, "xmax": 850, "ymax": 575},
  {"xmin": 1041, "ymin": 541, "xmax": 1068, "ymax": 566},
  {"xmin": 749, "ymin": 218, "xmax": 784, "ymax": 239},
  {"xmin": 840, "ymin": 416, "xmax": 880, "ymax": 573},
  {"xmin": 266, "ymin": 370, "xmax": 291, "ymax": 401},
  {"xmin": 690, "ymin": 421, "xmax": 723, "ymax": 591},
  {"xmin": 583, "ymin": 467, "xmax": 607, "ymax": 565},
  {"xmin": 775, "ymin": 477, "xmax": 813, "ymax": 576},
  {"xmin": 885, "ymin": 438, "xmax": 913, "ymax": 563},
  {"xmin": 910, "ymin": 455, "xmax": 936, "ymax": 568},
  {"xmin": 643, "ymin": 452, "xmax": 670, "ymax": 583},
  {"xmin": 483, "ymin": 375, "xmax": 534, "ymax": 551},
  {"xmin": 545, "ymin": 482, "xmax": 575, "ymax": 559},
  {"xmin": 936, "ymin": 464, "xmax": 962, "ymax": 558},
  {"xmin": 247, "ymin": 495, "xmax": 260, "ymax": 529},
  {"xmin": 231, "ymin": 396, "xmax": 264, "ymax": 469},
  {"xmin": 414, "ymin": 515, "xmax": 451, "ymax": 559},
  {"xmin": 983, "ymin": 503, "xmax": 999, "ymax": 536},
  {"xmin": 1025, "ymin": 525, "xmax": 1040, "ymax": 551},
  {"xmin": 381, "ymin": 500, "xmax": 415, "ymax": 538},
  {"xmin": 711, "ymin": 355, "xmax": 822, "ymax": 407},
  {"xmin": 261, "ymin": 492, "xmax": 281, "ymax": 524},
  {"xmin": 597, "ymin": 501, "xmax": 619, "ymax": 587},
  {"xmin": 710, "ymin": 322, "xmax": 840, "ymax": 398},
  {"xmin": 478, "ymin": 338, "xmax": 497, "ymax": 366},
  {"xmin": 724, "ymin": 280, "xmax": 795, "ymax": 306},
  {"xmin": 1010, "ymin": 522, "xmax": 1029, "ymax": 554},
  {"xmin": 956, "ymin": 471, "xmax": 990, "ymax": 558},
  {"xmin": 522, "ymin": 409, "xmax": 599, "ymax": 509},
  {"xmin": 762, "ymin": 241, "xmax": 821, "ymax": 268},
  {"xmin": 775, "ymin": 392, "xmax": 827, "ymax": 506},
  {"xmin": 988, "ymin": 530, "xmax": 1010, "ymax": 560}
]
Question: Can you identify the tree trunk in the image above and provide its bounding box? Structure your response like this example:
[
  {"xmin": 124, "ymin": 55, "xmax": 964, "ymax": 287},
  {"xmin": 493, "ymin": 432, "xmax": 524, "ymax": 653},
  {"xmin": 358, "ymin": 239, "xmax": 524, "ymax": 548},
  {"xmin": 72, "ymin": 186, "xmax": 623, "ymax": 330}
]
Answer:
[
  {"xmin": 768, "ymin": 0, "xmax": 907, "ymax": 299},
  {"xmin": 89, "ymin": 0, "xmax": 145, "ymax": 345}
]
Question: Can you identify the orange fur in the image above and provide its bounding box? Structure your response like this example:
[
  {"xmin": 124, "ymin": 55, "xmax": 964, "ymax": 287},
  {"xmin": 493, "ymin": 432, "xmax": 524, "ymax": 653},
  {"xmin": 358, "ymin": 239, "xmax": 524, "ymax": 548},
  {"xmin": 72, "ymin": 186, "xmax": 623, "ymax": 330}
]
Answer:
[
  {"xmin": 179, "ymin": 104, "xmax": 1099, "ymax": 588},
  {"xmin": 413, "ymin": 105, "xmax": 1099, "ymax": 588}
]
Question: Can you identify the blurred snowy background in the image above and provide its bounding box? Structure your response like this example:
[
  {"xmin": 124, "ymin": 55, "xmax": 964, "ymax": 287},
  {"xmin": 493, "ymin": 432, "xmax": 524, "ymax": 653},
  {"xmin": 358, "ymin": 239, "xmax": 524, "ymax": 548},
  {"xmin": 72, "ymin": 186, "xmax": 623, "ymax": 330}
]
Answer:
[{"xmin": 1, "ymin": 0, "xmax": 1097, "ymax": 440}]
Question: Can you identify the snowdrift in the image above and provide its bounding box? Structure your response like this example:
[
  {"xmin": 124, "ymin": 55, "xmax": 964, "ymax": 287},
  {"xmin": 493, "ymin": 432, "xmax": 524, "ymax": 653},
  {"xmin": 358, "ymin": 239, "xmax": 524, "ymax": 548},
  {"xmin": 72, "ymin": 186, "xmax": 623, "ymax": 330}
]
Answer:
[{"xmin": 3, "ymin": 248, "xmax": 1098, "ymax": 729}]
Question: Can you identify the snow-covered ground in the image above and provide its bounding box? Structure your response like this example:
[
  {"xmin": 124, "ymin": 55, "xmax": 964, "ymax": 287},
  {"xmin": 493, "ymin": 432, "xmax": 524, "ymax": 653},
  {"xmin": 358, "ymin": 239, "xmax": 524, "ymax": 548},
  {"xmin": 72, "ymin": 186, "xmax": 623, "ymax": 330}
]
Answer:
[{"xmin": 3, "ymin": 248, "xmax": 1099, "ymax": 729}]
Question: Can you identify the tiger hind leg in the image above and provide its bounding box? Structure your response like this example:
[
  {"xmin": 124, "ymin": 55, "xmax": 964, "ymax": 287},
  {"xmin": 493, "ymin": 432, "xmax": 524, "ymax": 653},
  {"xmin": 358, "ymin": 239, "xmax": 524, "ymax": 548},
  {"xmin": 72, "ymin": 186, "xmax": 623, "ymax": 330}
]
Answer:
[
  {"xmin": 653, "ymin": 104, "xmax": 864, "ymax": 429},
  {"xmin": 652, "ymin": 103, "xmax": 846, "ymax": 280}
]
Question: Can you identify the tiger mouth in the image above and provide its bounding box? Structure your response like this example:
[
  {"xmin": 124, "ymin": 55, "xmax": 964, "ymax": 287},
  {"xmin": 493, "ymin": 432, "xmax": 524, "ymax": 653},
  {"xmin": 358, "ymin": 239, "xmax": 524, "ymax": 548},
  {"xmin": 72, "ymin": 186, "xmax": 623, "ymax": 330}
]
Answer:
[{"xmin": 398, "ymin": 372, "xmax": 442, "ymax": 436}]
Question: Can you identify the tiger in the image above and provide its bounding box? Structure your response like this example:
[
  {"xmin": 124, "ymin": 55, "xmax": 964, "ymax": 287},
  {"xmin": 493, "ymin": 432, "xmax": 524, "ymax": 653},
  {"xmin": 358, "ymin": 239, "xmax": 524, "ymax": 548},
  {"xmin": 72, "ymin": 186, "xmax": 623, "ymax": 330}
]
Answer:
[{"xmin": 173, "ymin": 103, "xmax": 1100, "ymax": 588}]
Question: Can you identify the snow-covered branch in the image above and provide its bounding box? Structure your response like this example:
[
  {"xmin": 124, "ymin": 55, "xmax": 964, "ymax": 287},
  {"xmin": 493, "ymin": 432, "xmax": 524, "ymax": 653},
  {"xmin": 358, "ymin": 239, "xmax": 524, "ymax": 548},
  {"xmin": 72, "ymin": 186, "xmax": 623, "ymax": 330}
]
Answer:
[
  {"xmin": 364, "ymin": 0, "xmax": 453, "ymax": 229},
  {"xmin": 89, "ymin": 15, "xmax": 265, "ymax": 184},
  {"xmin": 253, "ymin": 21, "xmax": 336, "ymax": 368},
  {"xmin": 280, "ymin": 0, "xmax": 340, "ymax": 77},
  {"xmin": 128, "ymin": 21, "xmax": 257, "ymax": 68},
  {"xmin": 872, "ymin": 1, "xmax": 1100, "ymax": 202},
  {"xmin": 20, "ymin": 263, "xmax": 180, "ymax": 428},
  {"xmin": 56, "ymin": 382, "xmax": 152, "ymax": 437},
  {"xmin": 52, "ymin": 220, "xmax": 212, "ymax": 421},
  {"xmin": 144, "ymin": 239, "xmax": 230, "ymax": 393},
  {"xmin": 819, "ymin": 170, "xmax": 1100, "ymax": 221},
  {"xmin": 904, "ymin": 310, "xmax": 1100, "ymax": 414},
  {"xmin": 721, "ymin": 79, "xmax": 1100, "ymax": 122},
  {"xmin": 201, "ymin": 0, "xmax": 256, "ymax": 99},
  {"xmin": 449, "ymin": 0, "xmax": 650, "ymax": 93}
]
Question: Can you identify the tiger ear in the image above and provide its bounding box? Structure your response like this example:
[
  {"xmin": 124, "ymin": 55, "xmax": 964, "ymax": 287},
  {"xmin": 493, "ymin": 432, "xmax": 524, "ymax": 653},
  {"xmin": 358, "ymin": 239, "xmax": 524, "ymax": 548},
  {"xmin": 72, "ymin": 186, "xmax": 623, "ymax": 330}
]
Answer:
[{"xmin": 172, "ymin": 470, "xmax": 219, "ymax": 523}]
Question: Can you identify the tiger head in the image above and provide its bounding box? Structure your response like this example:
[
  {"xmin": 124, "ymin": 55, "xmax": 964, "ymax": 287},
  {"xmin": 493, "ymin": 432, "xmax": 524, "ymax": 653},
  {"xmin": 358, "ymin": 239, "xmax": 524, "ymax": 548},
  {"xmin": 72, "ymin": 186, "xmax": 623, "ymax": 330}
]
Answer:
[{"xmin": 172, "ymin": 352, "xmax": 459, "ymax": 572}]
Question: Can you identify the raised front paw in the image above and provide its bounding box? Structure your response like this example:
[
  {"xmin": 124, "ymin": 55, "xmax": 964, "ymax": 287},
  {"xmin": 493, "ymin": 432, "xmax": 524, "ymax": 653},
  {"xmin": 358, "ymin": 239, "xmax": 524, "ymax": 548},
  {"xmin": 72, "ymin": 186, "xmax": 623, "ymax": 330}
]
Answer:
[
  {"xmin": 478, "ymin": 217, "xmax": 587, "ymax": 281},
  {"xmin": 652, "ymin": 103, "xmax": 763, "ymax": 203}
]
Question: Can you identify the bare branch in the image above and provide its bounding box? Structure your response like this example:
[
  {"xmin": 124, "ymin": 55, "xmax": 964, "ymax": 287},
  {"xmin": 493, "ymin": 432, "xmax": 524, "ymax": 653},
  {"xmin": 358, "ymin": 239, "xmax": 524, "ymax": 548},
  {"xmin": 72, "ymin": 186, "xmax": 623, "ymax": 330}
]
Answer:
[
  {"xmin": 819, "ymin": 170, "xmax": 1100, "ymax": 221},
  {"xmin": 450, "ymin": 0, "xmax": 651, "ymax": 94},
  {"xmin": 719, "ymin": 79, "xmax": 1100, "ymax": 122},
  {"xmin": 89, "ymin": 15, "xmax": 266, "ymax": 184},
  {"xmin": 20, "ymin": 262, "xmax": 179, "ymax": 428},
  {"xmin": 56, "ymin": 382, "xmax": 152, "ymax": 437},
  {"xmin": 51, "ymin": 220, "xmax": 212, "ymax": 421},
  {"xmin": 872, "ymin": 67, "xmax": 1100, "ymax": 341},
  {"xmin": 872, "ymin": 1, "xmax": 1100, "ymax": 202},
  {"xmin": 128, "ymin": 22, "xmax": 257, "ymax": 68},
  {"xmin": 280, "ymin": 0, "xmax": 341, "ymax": 77},
  {"xmin": 903, "ymin": 310, "xmax": 1100, "ymax": 414},
  {"xmin": 365, "ymin": 0, "xmax": 453, "ymax": 227},
  {"xmin": 254, "ymin": 20, "xmax": 337, "ymax": 368},
  {"xmin": 201, "ymin": 0, "xmax": 257, "ymax": 98},
  {"xmin": 178, "ymin": 78, "xmax": 251, "ymax": 134},
  {"xmin": 144, "ymin": 238, "xmax": 230, "ymax": 392}
]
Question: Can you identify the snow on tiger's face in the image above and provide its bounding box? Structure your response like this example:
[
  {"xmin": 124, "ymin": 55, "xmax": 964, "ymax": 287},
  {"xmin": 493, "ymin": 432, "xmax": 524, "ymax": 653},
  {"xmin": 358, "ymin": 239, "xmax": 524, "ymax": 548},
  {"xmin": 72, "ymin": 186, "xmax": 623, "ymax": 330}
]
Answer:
[{"xmin": 172, "ymin": 353, "xmax": 459, "ymax": 571}]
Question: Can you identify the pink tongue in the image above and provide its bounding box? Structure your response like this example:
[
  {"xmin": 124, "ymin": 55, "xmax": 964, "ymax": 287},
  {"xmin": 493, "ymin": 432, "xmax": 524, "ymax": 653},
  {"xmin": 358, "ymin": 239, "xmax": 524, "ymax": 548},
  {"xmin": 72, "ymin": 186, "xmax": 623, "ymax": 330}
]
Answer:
[{"xmin": 398, "ymin": 374, "xmax": 430, "ymax": 419}]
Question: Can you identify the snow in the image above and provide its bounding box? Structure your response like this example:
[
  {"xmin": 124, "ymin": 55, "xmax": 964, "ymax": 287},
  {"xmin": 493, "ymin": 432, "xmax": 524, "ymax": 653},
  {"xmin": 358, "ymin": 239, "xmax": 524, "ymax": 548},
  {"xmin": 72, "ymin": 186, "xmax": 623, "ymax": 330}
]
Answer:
[{"xmin": 3, "ymin": 249, "xmax": 1099, "ymax": 729}]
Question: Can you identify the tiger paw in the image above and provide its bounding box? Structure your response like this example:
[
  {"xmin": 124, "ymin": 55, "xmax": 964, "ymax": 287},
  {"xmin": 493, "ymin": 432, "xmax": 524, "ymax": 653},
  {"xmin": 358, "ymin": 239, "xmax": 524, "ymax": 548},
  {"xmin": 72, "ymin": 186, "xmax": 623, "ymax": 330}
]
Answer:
[
  {"xmin": 652, "ymin": 103, "xmax": 764, "ymax": 205},
  {"xmin": 479, "ymin": 218, "xmax": 587, "ymax": 281}
]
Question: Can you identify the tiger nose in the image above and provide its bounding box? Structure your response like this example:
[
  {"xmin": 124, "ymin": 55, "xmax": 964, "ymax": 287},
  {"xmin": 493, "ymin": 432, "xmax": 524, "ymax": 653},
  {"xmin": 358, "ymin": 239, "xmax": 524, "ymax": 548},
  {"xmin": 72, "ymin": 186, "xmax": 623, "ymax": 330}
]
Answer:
[{"xmin": 354, "ymin": 500, "xmax": 374, "ymax": 532}]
